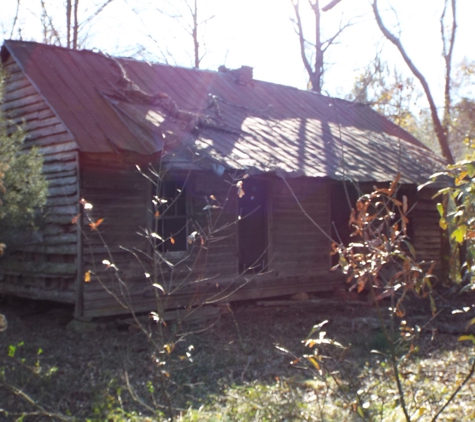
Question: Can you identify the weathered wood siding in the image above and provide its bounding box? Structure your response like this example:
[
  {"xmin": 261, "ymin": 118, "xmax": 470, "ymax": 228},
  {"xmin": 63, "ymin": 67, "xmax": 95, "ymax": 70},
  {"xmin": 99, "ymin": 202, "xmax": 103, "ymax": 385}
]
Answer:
[
  {"xmin": 80, "ymin": 172, "xmax": 344, "ymax": 317},
  {"xmin": 79, "ymin": 154, "xmax": 151, "ymax": 317},
  {"xmin": 270, "ymin": 178, "xmax": 332, "ymax": 274},
  {"xmin": 412, "ymin": 188, "xmax": 442, "ymax": 270},
  {"xmin": 0, "ymin": 57, "xmax": 80, "ymax": 303},
  {"xmin": 80, "ymin": 166, "xmax": 239, "ymax": 317}
]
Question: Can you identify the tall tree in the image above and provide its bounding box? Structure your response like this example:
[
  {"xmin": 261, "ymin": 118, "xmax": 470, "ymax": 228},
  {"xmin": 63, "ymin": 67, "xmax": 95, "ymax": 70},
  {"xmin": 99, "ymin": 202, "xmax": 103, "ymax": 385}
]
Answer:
[
  {"xmin": 291, "ymin": 0, "xmax": 354, "ymax": 93},
  {"xmin": 348, "ymin": 53, "xmax": 421, "ymax": 134},
  {"xmin": 128, "ymin": 0, "xmax": 215, "ymax": 68},
  {"xmin": 372, "ymin": 0, "xmax": 456, "ymax": 164},
  {"xmin": 11, "ymin": 0, "xmax": 115, "ymax": 49}
]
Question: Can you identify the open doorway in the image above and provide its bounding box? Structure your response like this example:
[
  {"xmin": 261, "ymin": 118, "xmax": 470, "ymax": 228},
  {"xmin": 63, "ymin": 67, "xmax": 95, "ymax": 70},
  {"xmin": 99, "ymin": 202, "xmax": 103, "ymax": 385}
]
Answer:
[{"xmin": 238, "ymin": 178, "xmax": 267, "ymax": 273}]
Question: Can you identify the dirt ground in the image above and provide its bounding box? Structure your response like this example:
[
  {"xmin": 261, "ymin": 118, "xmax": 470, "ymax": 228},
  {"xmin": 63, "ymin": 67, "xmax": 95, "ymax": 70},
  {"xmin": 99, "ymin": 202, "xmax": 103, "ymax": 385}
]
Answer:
[{"xmin": 0, "ymin": 288, "xmax": 474, "ymax": 420}]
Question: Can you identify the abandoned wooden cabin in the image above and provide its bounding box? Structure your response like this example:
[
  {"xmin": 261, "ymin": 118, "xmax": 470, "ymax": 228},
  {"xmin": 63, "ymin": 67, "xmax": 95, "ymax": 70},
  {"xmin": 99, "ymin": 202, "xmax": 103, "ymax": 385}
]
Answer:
[{"xmin": 0, "ymin": 40, "xmax": 446, "ymax": 318}]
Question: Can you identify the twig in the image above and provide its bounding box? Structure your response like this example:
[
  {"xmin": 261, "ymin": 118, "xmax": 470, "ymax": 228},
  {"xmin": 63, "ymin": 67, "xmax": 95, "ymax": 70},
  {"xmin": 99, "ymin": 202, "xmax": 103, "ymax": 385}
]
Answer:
[
  {"xmin": 431, "ymin": 357, "xmax": 475, "ymax": 421},
  {"xmin": 0, "ymin": 381, "xmax": 73, "ymax": 421}
]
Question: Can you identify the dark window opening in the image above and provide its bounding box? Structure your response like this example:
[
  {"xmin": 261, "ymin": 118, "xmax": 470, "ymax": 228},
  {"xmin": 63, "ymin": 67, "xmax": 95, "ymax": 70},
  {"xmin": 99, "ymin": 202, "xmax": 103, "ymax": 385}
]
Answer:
[
  {"xmin": 330, "ymin": 182, "xmax": 360, "ymax": 266},
  {"xmin": 238, "ymin": 178, "xmax": 268, "ymax": 273},
  {"xmin": 153, "ymin": 179, "xmax": 188, "ymax": 253},
  {"xmin": 330, "ymin": 182, "xmax": 416, "ymax": 266}
]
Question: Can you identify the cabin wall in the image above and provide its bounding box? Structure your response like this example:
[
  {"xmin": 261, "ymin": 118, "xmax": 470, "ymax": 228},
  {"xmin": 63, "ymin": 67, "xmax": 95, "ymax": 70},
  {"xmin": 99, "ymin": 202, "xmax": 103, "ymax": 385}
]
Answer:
[
  {"xmin": 271, "ymin": 177, "xmax": 332, "ymax": 273},
  {"xmin": 80, "ymin": 166, "xmax": 239, "ymax": 318},
  {"xmin": 0, "ymin": 57, "xmax": 80, "ymax": 303},
  {"xmin": 80, "ymin": 172, "xmax": 344, "ymax": 317},
  {"xmin": 79, "ymin": 154, "xmax": 151, "ymax": 317},
  {"xmin": 412, "ymin": 188, "xmax": 442, "ymax": 271}
]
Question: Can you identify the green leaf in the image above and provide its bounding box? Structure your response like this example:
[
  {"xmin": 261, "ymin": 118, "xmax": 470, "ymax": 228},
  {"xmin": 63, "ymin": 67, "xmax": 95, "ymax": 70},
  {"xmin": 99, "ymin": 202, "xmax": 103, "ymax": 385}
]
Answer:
[
  {"xmin": 402, "ymin": 240, "xmax": 416, "ymax": 258},
  {"xmin": 467, "ymin": 163, "xmax": 475, "ymax": 178},
  {"xmin": 429, "ymin": 295, "xmax": 437, "ymax": 315},
  {"xmin": 458, "ymin": 334, "xmax": 475, "ymax": 345},
  {"xmin": 357, "ymin": 406, "xmax": 365, "ymax": 418},
  {"xmin": 8, "ymin": 345, "xmax": 16, "ymax": 358},
  {"xmin": 451, "ymin": 225, "xmax": 467, "ymax": 243},
  {"xmin": 466, "ymin": 317, "xmax": 475, "ymax": 329},
  {"xmin": 436, "ymin": 202, "xmax": 445, "ymax": 218}
]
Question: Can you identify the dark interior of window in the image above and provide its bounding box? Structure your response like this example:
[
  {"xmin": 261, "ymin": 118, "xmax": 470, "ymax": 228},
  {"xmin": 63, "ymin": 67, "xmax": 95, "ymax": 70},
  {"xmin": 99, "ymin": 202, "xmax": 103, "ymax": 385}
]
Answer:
[
  {"xmin": 155, "ymin": 179, "xmax": 187, "ymax": 252},
  {"xmin": 238, "ymin": 178, "xmax": 267, "ymax": 273},
  {"xmin": 330, "ymin": 182, "xmax": 416, "ymax": 265}
]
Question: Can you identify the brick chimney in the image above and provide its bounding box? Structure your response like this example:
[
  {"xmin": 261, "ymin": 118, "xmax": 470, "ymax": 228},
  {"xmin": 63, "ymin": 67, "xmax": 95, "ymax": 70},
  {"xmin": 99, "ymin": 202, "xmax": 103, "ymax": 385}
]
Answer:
[
  {"xmin": 235, "ymin": 66, "xmax": 253, "ymax": 86},
  {"xmin": 218, "ymin": 65, "xmax": 254, "ymax": 86}
]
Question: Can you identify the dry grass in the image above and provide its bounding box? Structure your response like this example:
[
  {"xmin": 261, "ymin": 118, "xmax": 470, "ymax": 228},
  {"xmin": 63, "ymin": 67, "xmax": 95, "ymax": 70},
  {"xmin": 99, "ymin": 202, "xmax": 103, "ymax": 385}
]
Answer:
[{"xmin": 0, "ymin": 292, "xmax": 474, "ymax": 421}]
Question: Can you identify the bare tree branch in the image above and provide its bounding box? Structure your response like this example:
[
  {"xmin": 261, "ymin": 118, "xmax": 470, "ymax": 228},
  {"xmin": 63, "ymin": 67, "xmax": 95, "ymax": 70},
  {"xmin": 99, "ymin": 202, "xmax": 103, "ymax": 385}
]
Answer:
[
  {"xmin": 322, "ymin": 0, "xmax": 342, "ymax": 12},
  {"xmin": 291, "ymin": 0, "xmax": 319, "ymax": 92},
  {"xmin": 79, "ymin": 0, "xmax": 115, "ymax": 29},
  {"xmin": 9, "ymin": 0, "xmax": 21, "ymax": 39},
  {"xmin": 321, "ymin": 18, "xmax": 355, "ymax": 53},
  {"xmin": 40, "ymin": 0, "xmax": 62, "ymax": 46},
  {"xmin": 441, "ymin": 0, "xmax": 457, "ymax": 139},
  {"xmin": 292, "ymin": 0, "xmax": 353, "ymax": 93},
  {"xmin": 72, "ymin": 0, "xmax": 79, "ymax": 49},
  {"xmin": 372, "ymin": 0, "xmax": 454, "ymax": 164}
]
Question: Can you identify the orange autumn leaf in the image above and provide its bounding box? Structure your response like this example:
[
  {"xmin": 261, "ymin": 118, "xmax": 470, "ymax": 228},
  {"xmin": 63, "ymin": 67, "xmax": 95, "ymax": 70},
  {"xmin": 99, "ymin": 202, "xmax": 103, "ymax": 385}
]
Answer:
[
  {"xmin": 84, "ymin": 271, "xmax": 91, "ymax": 282},
  {"xmin": 89, "ymin": 218, "xmax": 104, "ymax": 231},
  {"xmin": 170, "ymin": 237, "xmax": 175, "ymax": 244},
  {"xmin": 155, "ymin": 211, "xmax": 160, "ymax": 218},
  {"xmin": 71, "ymin": 213, "xmax": 81, "ymax": 224}
]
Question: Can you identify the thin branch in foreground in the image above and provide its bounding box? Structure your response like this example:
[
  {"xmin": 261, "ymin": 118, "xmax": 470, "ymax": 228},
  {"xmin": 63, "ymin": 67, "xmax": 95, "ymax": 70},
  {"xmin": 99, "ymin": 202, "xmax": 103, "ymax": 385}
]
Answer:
[{"xmin": 431, "ymin": 357, "xmax": 475, "ymax": 421}]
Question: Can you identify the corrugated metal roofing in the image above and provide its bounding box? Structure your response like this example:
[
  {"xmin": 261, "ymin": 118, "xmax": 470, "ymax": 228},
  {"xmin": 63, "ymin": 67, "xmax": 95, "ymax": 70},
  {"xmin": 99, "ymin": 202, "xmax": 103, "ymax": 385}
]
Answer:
[{"xmin": 1, "ymin": 40, "xmax": 445, "ymax": 183}]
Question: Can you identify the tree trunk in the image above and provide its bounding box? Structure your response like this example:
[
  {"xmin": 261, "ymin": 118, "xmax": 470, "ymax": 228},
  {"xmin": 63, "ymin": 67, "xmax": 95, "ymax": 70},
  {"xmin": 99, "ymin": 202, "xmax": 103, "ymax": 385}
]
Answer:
[
  {"xmin": 66, "ymin": 0, "xmax": 72, "ymax": 48},
  {"xmin": 73, "ymin": 0, "xmax": 79, "ymax": 49},
  {"xmin": 372, "ymin": 0, "xmax": 455, "ymax": 164},
  {"xmin": 310, "ymin": 0, "xmax": 323, "ymax": 93}
]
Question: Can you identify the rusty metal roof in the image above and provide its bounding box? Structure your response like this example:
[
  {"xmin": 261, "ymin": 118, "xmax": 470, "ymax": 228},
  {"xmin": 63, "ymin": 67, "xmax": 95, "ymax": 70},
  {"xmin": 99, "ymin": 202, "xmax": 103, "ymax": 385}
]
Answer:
[{"xmin": 1, "ymin": 40, "xmax": 445, "ymax": 183}]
